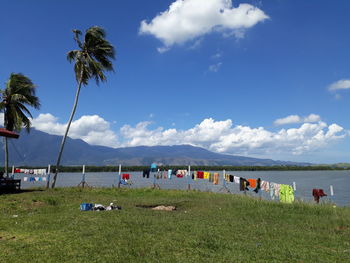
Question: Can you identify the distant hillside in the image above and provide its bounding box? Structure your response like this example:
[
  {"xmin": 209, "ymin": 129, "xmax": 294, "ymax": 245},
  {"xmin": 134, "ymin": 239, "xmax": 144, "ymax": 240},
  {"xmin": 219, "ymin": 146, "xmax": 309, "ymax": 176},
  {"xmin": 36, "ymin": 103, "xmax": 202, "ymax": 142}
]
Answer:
[{"xmin": 0, "ymin": 129, "xmax": 311, "ymax": 166}]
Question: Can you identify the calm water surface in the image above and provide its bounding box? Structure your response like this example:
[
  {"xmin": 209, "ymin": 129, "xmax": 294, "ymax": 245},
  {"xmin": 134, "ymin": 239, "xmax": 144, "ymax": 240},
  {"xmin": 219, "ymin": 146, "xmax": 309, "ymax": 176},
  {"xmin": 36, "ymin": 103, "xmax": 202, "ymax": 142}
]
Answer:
[{"xmin": 17, "ymin": 170, "xmax": 350, "ymax": 206}]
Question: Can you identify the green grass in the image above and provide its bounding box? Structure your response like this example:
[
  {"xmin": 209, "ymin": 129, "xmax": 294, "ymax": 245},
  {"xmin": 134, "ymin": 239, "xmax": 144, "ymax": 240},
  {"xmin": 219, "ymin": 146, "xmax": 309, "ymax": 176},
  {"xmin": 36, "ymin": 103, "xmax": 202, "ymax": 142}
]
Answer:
[{"xmin": 0, "ymin": 187, "xmax": 349, "ymax": 262}]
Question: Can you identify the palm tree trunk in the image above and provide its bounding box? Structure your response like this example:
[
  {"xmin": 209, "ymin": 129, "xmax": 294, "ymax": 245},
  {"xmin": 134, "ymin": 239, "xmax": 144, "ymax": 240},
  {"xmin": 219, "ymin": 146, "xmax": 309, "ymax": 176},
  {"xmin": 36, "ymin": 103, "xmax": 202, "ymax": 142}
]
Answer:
[
  {"xmin": 4, "ymin": 137, "xmax": 8, "ymax": 178},
  {"xmin": 51, "ymin": 79, "xmax": 83, "ymax": 188}
]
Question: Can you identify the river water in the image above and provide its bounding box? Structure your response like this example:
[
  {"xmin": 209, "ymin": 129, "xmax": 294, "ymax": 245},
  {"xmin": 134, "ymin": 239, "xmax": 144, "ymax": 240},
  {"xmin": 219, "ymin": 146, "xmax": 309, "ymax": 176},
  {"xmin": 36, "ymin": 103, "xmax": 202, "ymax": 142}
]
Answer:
[{"xmin": 17, "ymin": 170, "xmax": 350, "ymax": 207}]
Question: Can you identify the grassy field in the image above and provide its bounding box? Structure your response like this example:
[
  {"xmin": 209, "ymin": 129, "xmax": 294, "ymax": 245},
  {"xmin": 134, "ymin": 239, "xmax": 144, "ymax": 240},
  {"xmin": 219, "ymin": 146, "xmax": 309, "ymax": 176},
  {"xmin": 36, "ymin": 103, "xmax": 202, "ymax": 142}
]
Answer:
[{"xmin": 0, "ymin": 187, "xmax": 349, "ymax": 263}]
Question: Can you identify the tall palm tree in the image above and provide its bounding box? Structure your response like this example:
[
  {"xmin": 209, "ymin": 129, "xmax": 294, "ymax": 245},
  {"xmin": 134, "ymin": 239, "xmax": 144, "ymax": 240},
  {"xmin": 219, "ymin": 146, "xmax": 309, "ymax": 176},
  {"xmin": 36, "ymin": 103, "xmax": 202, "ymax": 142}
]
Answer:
[
  {"xmin": 51, "ymin": 26, "xmax": 115, "ymax": 188},
  {"xmin": 0, "ymin": 73, "xmax": 40, "ymax": 177}
]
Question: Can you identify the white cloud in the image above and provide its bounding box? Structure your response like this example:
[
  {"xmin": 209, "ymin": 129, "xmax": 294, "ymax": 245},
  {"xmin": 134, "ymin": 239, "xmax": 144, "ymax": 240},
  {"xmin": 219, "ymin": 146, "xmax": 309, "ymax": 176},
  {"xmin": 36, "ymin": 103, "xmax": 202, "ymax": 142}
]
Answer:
[
  {"xmin": 31, "ymin": 113, "xmax": 119, "ymax": 148},
  {"xmin": 304, "ymin": 114, "xmax": 321, "ymax": 123},
  {"xmin": 119, "ymin": 118, "xmax": 347, "ymax": 156},
  {"xmin": 30, "ymin": 113, "xmax": 347, "ymax": 158},
  {"xmin": 274, "ymin": 115, "xmax": 301, "ymax": 126},
  {"xmin": 139, "ymin": 0, "xmax": 269, "ymax": 51},
  {"xmin": 209, "ymin": 62, "xmax": 222, "ymax": 72},
  {"xmin": 328, "ymin": 79, "xmax": 350, "ymax": 91},
  {"xmin": 274, "ymin": 114, "xmax": 321, "ymax": 126}
]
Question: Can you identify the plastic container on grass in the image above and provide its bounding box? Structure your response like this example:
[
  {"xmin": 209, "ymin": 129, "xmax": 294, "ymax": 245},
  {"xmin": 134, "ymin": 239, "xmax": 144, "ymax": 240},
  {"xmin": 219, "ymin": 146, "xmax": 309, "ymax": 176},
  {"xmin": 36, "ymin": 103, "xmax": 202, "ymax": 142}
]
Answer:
[{"xmin": 80, "ymin": 203, "xmax": 94, "ymax": 211}]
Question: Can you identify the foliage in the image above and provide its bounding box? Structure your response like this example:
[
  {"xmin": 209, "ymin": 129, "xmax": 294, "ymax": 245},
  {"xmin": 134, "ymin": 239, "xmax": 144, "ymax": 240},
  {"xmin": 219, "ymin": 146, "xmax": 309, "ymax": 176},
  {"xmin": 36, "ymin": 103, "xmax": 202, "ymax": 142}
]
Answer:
[
  {"xmin": 0, "ymin": 73, "xmax": 40, "ymax": 132},
  {"xmin": 52, "ymin": 26, "xmax": 115, "ymax": 188},
  {"xmin": 0, "ymin": 73, "xmax": 40, "ymax": 176}
]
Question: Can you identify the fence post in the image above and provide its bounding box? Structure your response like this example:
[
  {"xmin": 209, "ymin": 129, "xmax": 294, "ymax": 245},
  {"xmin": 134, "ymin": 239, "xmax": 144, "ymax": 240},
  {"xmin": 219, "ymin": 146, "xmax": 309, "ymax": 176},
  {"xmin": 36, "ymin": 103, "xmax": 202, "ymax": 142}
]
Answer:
[
  {"xmin": 118, "ymin": 164, "xmax": 121, "ymax": 188},
  {"xmin": 330, "ymin": 185, "xmax": 334, "ymax": 196},
  {"xmin": 187, "ymin": 165, "xmax": 191, "ymax": 190},
  {"xmin": 223, "ymin": 169, "xmax": 226, "ymax": 188},
  {"xmin": 46, "ymin": 164, "xmax": 51, "ymax": 189},
  {"xmin": 82, "ymin": 165, "xmax": 86, "ymax": 188}
]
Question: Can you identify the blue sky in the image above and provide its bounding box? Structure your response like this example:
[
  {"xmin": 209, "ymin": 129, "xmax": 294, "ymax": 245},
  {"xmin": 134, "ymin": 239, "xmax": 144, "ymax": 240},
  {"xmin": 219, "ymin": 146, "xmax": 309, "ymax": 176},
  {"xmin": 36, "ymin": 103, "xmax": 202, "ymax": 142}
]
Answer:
[{"xmin": 1, "ymin": 0, "xmax": 350, "ymax": 163}]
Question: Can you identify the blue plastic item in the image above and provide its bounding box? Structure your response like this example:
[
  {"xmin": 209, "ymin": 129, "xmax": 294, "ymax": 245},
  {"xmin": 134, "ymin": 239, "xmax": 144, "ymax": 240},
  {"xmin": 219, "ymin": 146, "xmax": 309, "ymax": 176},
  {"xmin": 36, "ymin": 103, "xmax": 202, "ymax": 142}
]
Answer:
[{"xmin": 80, "ymin": 203, "xmax": 93, "ymax": 211}]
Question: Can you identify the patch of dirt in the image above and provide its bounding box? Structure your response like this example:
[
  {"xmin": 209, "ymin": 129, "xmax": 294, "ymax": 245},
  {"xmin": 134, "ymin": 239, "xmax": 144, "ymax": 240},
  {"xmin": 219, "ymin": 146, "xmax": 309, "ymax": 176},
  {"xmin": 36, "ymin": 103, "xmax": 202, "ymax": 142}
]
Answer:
[
  {"xmin": 335, "ymin": 225, "xmax": 348, "ymax": 232},
  {"xmin": 136, "ymin": 204, "xmax": 176, "ymax": 211}
]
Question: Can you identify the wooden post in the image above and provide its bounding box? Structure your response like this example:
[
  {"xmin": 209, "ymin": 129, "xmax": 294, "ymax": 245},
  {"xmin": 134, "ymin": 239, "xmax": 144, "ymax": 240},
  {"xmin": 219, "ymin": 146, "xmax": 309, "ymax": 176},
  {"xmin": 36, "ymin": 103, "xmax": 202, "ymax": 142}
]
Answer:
[
  {"xmin": 330, "ymin": 185, "xmax": 334, "ymax": 196},
  {"xmin": 223, "ymin": 169, "xmax": 226, "ymax": 188},
  {"xmin": 46, "ymin": 164, "xmax": 51, "ymax": 189},
  {"xmin": 187, "ymin": 165, "xmax": 191, "ymax": 190},
  {"xmin": 118, "ymin": 164, "xmax": 121, "ymax": 188},
  {"xmin": 82, "ymin": 165, "xmax": 86, "ymax": 188}
]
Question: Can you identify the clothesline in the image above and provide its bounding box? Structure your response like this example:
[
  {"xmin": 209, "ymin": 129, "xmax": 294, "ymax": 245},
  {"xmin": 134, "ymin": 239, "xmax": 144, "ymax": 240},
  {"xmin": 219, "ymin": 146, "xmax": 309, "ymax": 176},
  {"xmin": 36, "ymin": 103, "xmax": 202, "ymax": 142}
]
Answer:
[{"xmin": 12, "ymin": 163, "xmax": 334, "ymax": 204}]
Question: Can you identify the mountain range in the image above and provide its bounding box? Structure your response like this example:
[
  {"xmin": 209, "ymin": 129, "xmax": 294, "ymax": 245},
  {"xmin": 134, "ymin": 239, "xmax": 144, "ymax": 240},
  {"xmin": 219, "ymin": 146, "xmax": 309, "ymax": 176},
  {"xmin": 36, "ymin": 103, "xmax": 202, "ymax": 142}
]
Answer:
[{"xmin": 0, "ymin": 129, "xmax": 310, "ymax": 166}]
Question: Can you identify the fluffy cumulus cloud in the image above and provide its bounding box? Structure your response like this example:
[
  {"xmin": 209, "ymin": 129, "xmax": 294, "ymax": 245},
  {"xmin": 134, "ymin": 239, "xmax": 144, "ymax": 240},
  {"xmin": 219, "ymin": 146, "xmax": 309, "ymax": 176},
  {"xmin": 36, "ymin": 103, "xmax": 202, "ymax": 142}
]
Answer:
[
  {"xmin": 274, "ymin": 114, "xmax": 321, "ymax": 126},
  {"xmin": 139, "ymin": 0, "xmax": 269, "ymax": 51},
  {"xmin": 119, "ymin": 117, "xmax": 346, "ymax": 156},
  {"xmin": 30, "ymin": 113, "xmax": 347, "ymax": 158},
  {"xmin": 31, "ymin": 113, "xmax": 119, "ymax": 147},
  {"xmin": 328, "ymin": 79, "xmax": 350, "ymax": 91}
]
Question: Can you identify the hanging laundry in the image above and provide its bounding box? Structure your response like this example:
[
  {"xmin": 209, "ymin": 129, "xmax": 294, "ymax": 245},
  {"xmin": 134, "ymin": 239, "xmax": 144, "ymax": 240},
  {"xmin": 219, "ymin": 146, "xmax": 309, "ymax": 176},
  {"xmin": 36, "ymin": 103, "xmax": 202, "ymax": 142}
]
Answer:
[
  {"xmin": 213, "ymin": 173, "xmax": 219, "ymax": 185},
  {"xmin": 280, "ymin": 184, "xmax": 294, "ymax": 203},
  {"xmin": 143, "ymin": 169, "xmax": 150, "ymax": 178},
  {"xmin": 163, "ymin": 171, "xmax": 167, "ymax": 179},
  {"xmin": 168, "ymin": 170, "xmax": 172, "ymax": 179},
  {"xmin": 253, "ymin": 178, "xmax": 261, "ymax": 193},
  {"xmin": 269, "ymin": 182, "xmax": 281, "ymax": 200},
  {"xmin": 312, "ymin": 189, "xmax": 327, "ymax": 203},
  {"xmin": 193, "ymin": 171, "xmax": 197, "ymax": 180},
  {"xmin": 203, "ymin": 172, "xmax": 210, "ymax": 180},
  {"xmin": 260, "ymin": 180, "xmax": 270, "ymax": 192},
  {"xmin": 29, "ymin": 177, "xmax": 35, "ymax": 182},
  {"xmin": 239, "ymin": 178, "xmax": 250, "ymax": 191},
  {"xmin": 274, "ymin": 183, "xmax": 281, "ymax": 197},
  {"xmin": 229, "ymin": 175, "xmax": 234, "ymax": 183},
  {"xmin": 225, "ymin": 174, "xmax": 229, "ymax": 182},
  {"xmin": 120, "ymin": 179, "xmax": 129, "ymax": 185},
  {"xmin": 197, "ymin": 171, "xmax": 204, "ymax": 179},
  {"xmin": 24, "ymin": 177, "xmax": 28, "ymax": 182},
  {"xmin": 177, "ymin": 170, "xmax": 187, "ymax": 177},
  {"xmin": 150, "ymin": 163, "xmax": 157, "ymax": 172},
  {"xmin": 14, "ymin": 168, "xmax": 21, "ymax": 173},
  {"xmin": 233, "ymin": 176, "xmax": 240, "ymax": 184},
  {"xmin": 177, "ymin": 170, "xmax": 187, "ymax": 178},
  {"xmin": 269, "ymin": 182, "xmax": 276, "ymax": 200},
  {"xmin": 208, "ymin": 173, "xmax": 214, "ymax": 183},
  {"xmin": 122, "ymin": 174, "xmax": 130, "ymax": 180},
  {"xmin": 247, "ymin": 179, "xmax": 257, "ymax": 189}
]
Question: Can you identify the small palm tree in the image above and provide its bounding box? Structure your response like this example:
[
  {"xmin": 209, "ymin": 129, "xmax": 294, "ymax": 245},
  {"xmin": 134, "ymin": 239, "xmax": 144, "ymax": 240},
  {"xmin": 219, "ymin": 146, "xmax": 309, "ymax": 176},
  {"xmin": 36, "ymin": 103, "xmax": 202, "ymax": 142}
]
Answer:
[
  {"xmin": 0, "ymin": 73, "xmax": 40, "ymax": 177},
  {"xmin": 51, "ymin": 26, "xmax": 115, "ymax": 188}
]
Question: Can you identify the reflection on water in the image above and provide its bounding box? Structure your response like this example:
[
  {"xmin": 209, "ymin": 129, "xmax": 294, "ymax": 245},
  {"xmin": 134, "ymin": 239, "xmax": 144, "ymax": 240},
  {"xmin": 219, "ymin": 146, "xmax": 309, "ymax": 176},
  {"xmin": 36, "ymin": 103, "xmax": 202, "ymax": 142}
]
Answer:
[{"xmin": 16, "ymin": 170, "xmax": 350, "ymax": 207}]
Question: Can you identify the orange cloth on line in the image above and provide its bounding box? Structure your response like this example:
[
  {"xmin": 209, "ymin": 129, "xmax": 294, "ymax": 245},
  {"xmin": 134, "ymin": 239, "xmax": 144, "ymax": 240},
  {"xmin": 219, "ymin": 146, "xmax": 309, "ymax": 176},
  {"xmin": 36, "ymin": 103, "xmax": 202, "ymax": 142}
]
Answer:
[
  {"xmin": 213, "ymin": 173, "xmax": 219, "ymax": 185},
  {"xmin": 247, "ymin": 179, "xmax": 257, "ymax": 188}
]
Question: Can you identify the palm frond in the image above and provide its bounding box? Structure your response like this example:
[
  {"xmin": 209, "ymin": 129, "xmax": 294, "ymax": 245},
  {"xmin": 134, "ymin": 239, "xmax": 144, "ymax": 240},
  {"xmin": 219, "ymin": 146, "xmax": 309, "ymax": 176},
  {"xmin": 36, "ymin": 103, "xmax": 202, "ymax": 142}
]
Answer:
[{"xmin": 1, "ymin": 73, "xmax": 40, "ymax": 132}]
